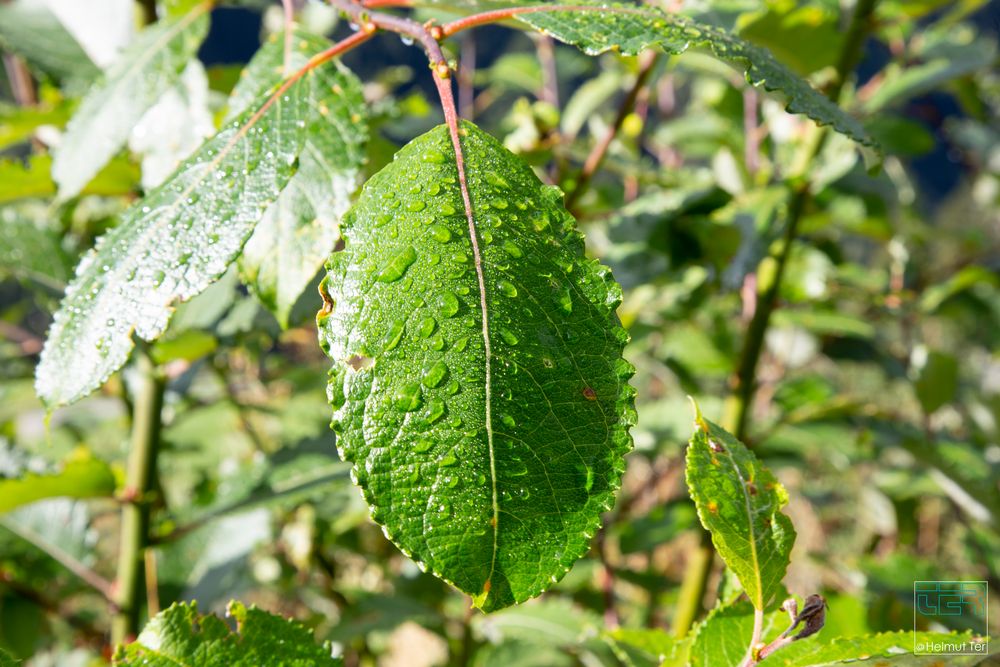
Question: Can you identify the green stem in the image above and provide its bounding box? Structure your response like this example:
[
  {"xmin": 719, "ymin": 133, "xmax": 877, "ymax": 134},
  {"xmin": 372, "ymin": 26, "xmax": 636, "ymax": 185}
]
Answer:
[
  {"xmin": 111, "ymin": 354, "xmax": 165, "ymax": 647},
  {"xmin": 673, "ymin": 0, "xmax": 878, "ymax": 637}
]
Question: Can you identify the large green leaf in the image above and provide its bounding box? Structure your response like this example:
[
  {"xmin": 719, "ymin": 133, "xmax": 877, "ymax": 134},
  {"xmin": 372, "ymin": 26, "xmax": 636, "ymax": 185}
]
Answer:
[
  {"xmin": 508, "ymin": 2, "xmax": 873, "ymax": 148},
  {"xmin": 51, "ymin": 4, "xmax": 210, "ymax": 199},
  {"xmin": 0, "ymin": 451, "xmax": 115, "ymax": 514},
  {"xmin": 233, "ymin": 30, "xmax": 367, "ymax": 328},
  {"xmin": 113, "ymin": 600, "xmax": 341, "ymax": 666},
  {"xmin": 318, "ymin": 121, "xmax": 635, "ymax": 611},
  {"xmin": 35, "ymin": 59, "xmax": 345, "ymax": 407},
  {"xmin": 685, "ymin": 403, "xmax": 795, "ymax": 610}
]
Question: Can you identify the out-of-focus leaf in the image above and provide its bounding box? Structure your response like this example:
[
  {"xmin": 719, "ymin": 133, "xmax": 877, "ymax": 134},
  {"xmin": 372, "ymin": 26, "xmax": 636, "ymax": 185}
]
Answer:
[
  {"xmin": 0, "ymin": 647, "xmax": 19, "ymax": 666},
  {"xmin": 686, "ymin": 404, "xmax": 795, "ymax": 610},
  {"xmin": 234, "ymin": 30, "xmax": 367, "ymax": 328},
  {"xmin": 0, "ymin": 155, "xmax": 138, "ymax": 205},
  {"xmin": 0, "ymin": 597, "xmax": 43, "ymax": 659},
  {"xmin": 912, "ymin": 349, "xmax": 959, "ymax": 414},
  {"xmin": 0, "ymin": 451, "xmax": 115, "ymax": 514},
  {"xmin": 863, "ymin": 26, "xmax": 997, "ymax": 113},
  {"xmin": 149, "ymin": 329, "xmax": 217, "ymax": 364},
  {"xmin": 920, "ymin": 266, "xmax": 998, "ymax": 313},
  {"xmin": 607, "ymin": 628, "xmax": 685, "ymax": 667},
  {"xmin": 0, "ymin": 209, "xmax": 70, "ymax": 286},
  {"xmin": 0, "ymin": 101, "xmax": 73, "ymax": 150},
  {"xmin": 736, "ymin": 0, "xmax": 843, "ymax": 75},
  {"xmin": 0, "ymin": 1, "xmax": 99, "ymax": 84},
  {"xmin": 128, "ymin": 60, "xmax": 215, "ymax": 189},
  {"xmin": 864, "ymin": 115, "xmax": 936, "ymax": 157},
  {"xmin": 52, "ymin": 4, "xmax": 211, "ymax": 198},
  {"xmin": 112, "ymin": 600, "xmax": 341, "ymax": 666},
  {"xmin": 0, "ymin": 499, "xmax": 97, "ymax": 568},
  {"xmin": 772, "ymin": 309, "xmax": 875, "ymax": 339}
]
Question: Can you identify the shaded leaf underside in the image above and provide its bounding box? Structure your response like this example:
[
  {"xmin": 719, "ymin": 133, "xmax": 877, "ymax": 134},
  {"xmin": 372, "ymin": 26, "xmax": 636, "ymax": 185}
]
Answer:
[
  {"xmin": 318, "ymin": 121, "xmax": 635, "ymax": 610},
  {"xmin": 36, "ymin": 57, "xmax": 355, "ymax": 406},
  {"xmin": 234, "ymin": 30, "xmax": 367, "ymax": 327},
  {"xmin": 440, "ymin": 1, "xmax": 874, "ymax": 148},
  {"xmin": 685, "ymin": 408, "xmax": 795, "ymax": 610}
]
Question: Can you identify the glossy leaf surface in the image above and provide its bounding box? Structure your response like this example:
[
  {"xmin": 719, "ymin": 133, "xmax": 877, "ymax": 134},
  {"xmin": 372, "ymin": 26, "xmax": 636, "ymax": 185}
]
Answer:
[
  {"xmin": 113, "ymin": 601, "xmax": 341, "ymax": 666},
  {"xmin": 36, "ymin": 59, "xmax": 343, "ymax": 407},
  {"xmin": 318, "ymin": 121, "xmax": 635, "ymax": 611}
]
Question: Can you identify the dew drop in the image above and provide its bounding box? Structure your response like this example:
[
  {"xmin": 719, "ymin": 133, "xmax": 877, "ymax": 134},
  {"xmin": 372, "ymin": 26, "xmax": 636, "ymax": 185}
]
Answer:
[
  {"xmin": 381, "ymin": 319, "xmax": 406, "ymax": 351},
  {"xmin": 437, "ymin": 292, "xmax": 460, "ymax": 318},
  {"xmin": 406, "ymin": 200, "xmax": 426, "ymax": 212},
  {"xmin": 376, "ymin": 246, "xmax": 417, "ymax": 283},
  {"xmin": 500, "ymin": 328, "xmax": 519, "ymax": 346},
  {"xmin": 418, "ymin": 316, "xmax": 437, "ymax": 338},
  {"xmin": 502, "ymin": 240, "xmax": 523, "ymax": 258},
  {"xmin": 394, "ymin": 381, "xmax": 423, "ymax": 411},
  {"xmin": 421, "ymin": 360, "xmax": 449, "ymax": 388},
  {"xmin": 424, "ymin": 398, "xmax": 445, "ymax": 424},
  {"xmin": 429, "ymin": 224, "xmax": 452, "ymax": 243},
  {"xmin": 422, "ymin": 150, "xmax": 445, "ymax": 164},
  {"xmin": 414, "ymin": 437, "xmax": 434, "ymax": 453},
  {"xmin": 497, "ymin": 280, "xmax": 517, "ymax": 298}
]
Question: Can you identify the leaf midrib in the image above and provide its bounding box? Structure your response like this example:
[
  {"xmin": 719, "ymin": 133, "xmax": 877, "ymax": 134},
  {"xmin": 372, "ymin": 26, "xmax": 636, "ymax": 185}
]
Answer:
[
  {"xmin": 449, "ymin": 126, "xmax": 500, "ymax": 597},
  {"xmin": 720, "ymin": 437, "xmax": 764, "ymax": 608}
]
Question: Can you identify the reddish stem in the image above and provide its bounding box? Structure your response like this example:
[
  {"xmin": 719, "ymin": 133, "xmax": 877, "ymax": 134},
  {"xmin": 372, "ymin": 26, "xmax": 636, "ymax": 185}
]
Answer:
[{"xmin": 441, "ymin": 5, "xmax": 605, "ymax": 37}]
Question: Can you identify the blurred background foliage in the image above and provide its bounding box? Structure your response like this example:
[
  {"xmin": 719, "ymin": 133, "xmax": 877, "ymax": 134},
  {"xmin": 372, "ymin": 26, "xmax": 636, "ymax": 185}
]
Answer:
[{"xmin": 0, "ymin": 0, "xmax": 998, "ymax": 664}]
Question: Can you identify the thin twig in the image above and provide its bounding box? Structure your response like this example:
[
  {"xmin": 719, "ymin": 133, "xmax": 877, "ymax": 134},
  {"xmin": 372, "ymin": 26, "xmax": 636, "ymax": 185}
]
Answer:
[
  {"xmin": 564, "ymin": 50, "xmax": 658, "ymax": 214},
  {"xmin": 2, "ymin": 53, "xmax": 36, "ymax": 106}
]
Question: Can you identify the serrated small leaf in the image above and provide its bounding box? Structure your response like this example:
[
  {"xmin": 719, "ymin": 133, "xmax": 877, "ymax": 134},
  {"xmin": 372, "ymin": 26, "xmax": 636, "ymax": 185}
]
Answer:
[
  {"xmin": 113, "ymin": 600, "xmax": 341, "ymax": 666},
  {"xmin": 0, "ymin": 452, "xmax": 115, "ymax": 514},
  {"xmin": 234, "ymin": 30, "xmax": 367, "ymax": 328},
  {"xmin": 52, "ymin": 4, "xmax": 210, "ymax": 199},
  {"xmin": 36, "ymin": 60, "xmax": 342, "ymax": 407},
  {"xmin": 685, "ymin": 403, "xmax": 795, "ymax": 610},
  {"xmin": 510, "ymin": 2, "xmax": 873, "ymax": 148},
  {"xmin": 318, "ymin": 121, "xmax": 635, "ymax": 611},
  {"xmin": 690, "ymin": 599, "xmax": 787, "ymax": 667},
  {"xmin": 767, "ymin": 630, "xmax": 991, "ymax": 666}
]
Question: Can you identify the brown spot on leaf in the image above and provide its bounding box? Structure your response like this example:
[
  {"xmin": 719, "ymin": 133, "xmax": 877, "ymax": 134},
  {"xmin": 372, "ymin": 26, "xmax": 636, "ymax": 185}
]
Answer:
[
  {"xmin": 707, "ymin": 501, "xmax": 718, "ymax": 514},
  {"xmin": 746, "ymin": 482, "xmax": 758, "ymax": 495},
  {"xmin": 582, "ymin": 387, "xmax": 597, "ymax": 401},
  {"xmin": 708, "ymin": 438, "xmax": 724, "ymax": 453},
  {"xmin": 346, "ymin": 355, "xmax": 373, "ymax": 371}
]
